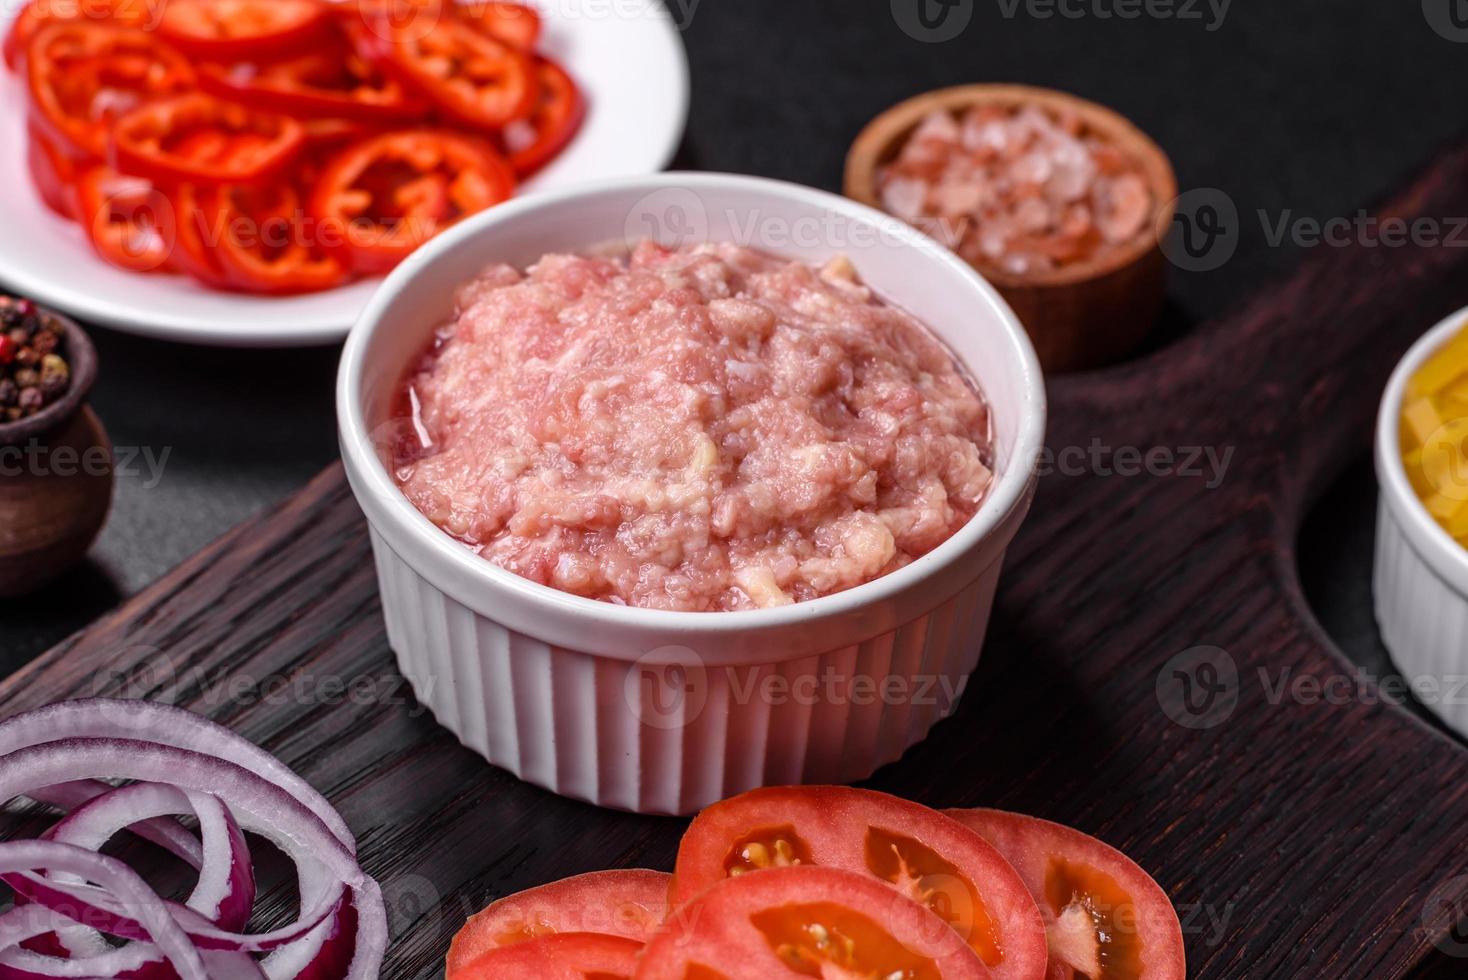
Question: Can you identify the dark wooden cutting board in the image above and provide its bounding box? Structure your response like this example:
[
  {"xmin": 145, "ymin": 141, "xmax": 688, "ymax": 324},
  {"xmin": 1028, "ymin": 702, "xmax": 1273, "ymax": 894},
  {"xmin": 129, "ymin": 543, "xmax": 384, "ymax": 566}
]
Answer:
[{"xmin": 8, "ymin": 141, "xmax": 1468, "ymax": 979}]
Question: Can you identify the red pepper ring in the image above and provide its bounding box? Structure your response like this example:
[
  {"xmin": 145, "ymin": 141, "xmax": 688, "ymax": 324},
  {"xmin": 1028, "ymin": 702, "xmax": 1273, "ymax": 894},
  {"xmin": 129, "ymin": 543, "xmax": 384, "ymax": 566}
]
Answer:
[
  {"xmin": 169, "ymin": 184, "xmax": 237, "ymax": 290},
  {"xmin": 157, "ymin": 0, "xmax": 331, "ymax": 59},
  {"xmin": 4, "ymin": 0, "xmax": 167, "ymax": 71},
  {"xmin": 110, "ymin": 94, "xmax": 306, "ymax": 187},
  {"xmin": 24, "ymin": 22, "xmax": 196, "ymax": 160},
  {"xmin": 309, "ymin": 130, "xmax": 516, "ymax": 275},
  {"xmin": 338, "ymin": 0, "xmax": 448, "ymax": 46},
  {"xmin": 504, "ymin": 56, "xmax": 586, "ymax": 177},
  {"xmin": 76, "ymin": 166, "xmax": 177, "ymax": 274},
  {"xmin": 192, "ymin": 184, "xmax": 351, "ymax": 295},
  {"xmin": 196, "ymin": 46, "xmax": 428, "ymax": 122},
  {"xmin": 353, "ymin": 14, "xmax": 537, "ymax": 129},
  {"xmin": 26, "ymin": 123, "xmax": 84, "ymax": 222},
  {"xmin": 458, "ymin": 1, "xmax": 542, "ymax": 49}
]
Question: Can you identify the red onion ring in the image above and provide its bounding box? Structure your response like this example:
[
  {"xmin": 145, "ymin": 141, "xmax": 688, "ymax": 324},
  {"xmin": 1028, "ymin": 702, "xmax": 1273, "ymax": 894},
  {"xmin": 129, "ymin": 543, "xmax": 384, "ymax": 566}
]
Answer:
[
  {"xmin": 0, "ymin": 841, "xmax": 206, "ymax": 978},
  {"xmin": 0, "ymin": 904, "xmax": 267, "ymax": 979},
  {"xmin": 0, "ymin": 701, "xmax": 356, "ymax": 852},
  {"xmin": 42, "ymin": 784, "xmax": 255, "ymax": 928},
  {"xmin": 10, "ymin": 783, "xmax": 255, "ymax": 967},
  {"xmin": 0, "ymin": 701, "xmax": 387, "ymax": 980},
  {"xmin": 27, "ymin": 783, "xmax": 204, "ymax": 867}
]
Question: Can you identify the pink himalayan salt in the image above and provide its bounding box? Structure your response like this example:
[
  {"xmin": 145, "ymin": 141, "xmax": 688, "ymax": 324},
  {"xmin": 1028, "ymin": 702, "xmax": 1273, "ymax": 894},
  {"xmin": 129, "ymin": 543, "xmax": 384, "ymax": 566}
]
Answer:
[
  {"xmin": 878, "ymin": 103, "xmax": 1155, "ymax": 275},
  {"xmin": 392, "ymin": 242, "xmax": 994, "ymax": 612}
]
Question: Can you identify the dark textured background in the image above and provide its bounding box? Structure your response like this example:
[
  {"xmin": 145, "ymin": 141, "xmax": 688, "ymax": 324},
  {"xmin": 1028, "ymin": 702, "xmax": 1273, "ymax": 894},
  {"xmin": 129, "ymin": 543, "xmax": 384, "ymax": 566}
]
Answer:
[{"xmin": 1, "ymin": 0, "xmax": 1461, "ymax": 736}]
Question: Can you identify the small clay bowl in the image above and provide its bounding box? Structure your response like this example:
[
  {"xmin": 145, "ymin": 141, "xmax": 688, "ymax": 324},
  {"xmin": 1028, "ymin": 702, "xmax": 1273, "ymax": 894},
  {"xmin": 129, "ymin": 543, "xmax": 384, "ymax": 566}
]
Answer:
[
  {"xmin": 845, "ymin": 84, "xmax": 1178, "ymax": 373},
  {"xmin": 0, "ymin": 309, "xmax": 112, "ymax": 598}
]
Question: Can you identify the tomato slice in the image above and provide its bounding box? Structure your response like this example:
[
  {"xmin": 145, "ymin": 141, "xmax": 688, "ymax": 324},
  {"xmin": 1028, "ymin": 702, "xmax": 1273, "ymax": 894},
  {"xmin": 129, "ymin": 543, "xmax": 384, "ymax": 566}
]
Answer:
[
  {"xmin": 76, "ymin": 166, "xmax": 176, "ymax": 273},
  {"xmin": 354, "ymin": 13, "xmax": 537, "ymax": 129},
  {"xmin": 459, "ymin": 0, "xmax": 542, "ymax": 49},
  {"xmin": 446, "ymin": 870, "xmax": 671, "ymax": 976},
  {"xmin": 672, "ymin": 787, "xmax": 1048, "ymax": 980},
  {"xmin": 642, "ymin": 866, "xmax": 989, "ymax": 980},
  {"xmin": 3, "ymin": 0, "xmax": 165, "ymax": 71},
  {"xmin": 190, "ymin": 183, "xmax": 349, "ymax": 294},
  {"xmin": 946, "ymin": 810, "xmax": 1186, "ymax": 980},
  {"xmin": 157, "ymin": 0, "xmax": 331, "ymax": 58},
  {"xmin": 24, "ymin": 22, "xmax": 195, "ymax": 159},
  {"xmin": 449, "ymin": 932, "xmax": 642, "ymax": 980},
  {"xmin": 27, "ymin": 123, "xmax": 83, "ymax": 221},
  {"xmin": 309, "ymin": 129, "xmax": 515, "ymax": 275},
  {"xmin": 110, "ymin": 93, "xmax": 305, "ymax": 186},
  {"xmin": 197, "ymin": 40, "xmax": 429, "ymax": 122},
  {"xmin": 503, "ymin": 57, "xmax": 585, "ymax": 177}
]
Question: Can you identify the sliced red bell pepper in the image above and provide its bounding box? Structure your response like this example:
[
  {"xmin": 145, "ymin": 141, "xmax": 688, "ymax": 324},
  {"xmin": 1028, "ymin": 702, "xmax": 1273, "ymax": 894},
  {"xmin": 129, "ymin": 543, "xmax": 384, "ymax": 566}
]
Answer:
[
  {"xmin": 197, "ymin": 43, "xmax": 428, "ymax": 122},
  {"xmin": 4, "ymin": 0, "xmax": 165, "ymax": 72},
  {"xmin": 194, "ymin": 183, "xmax": 350, "ymax": 294},
  {"xmin": 110, "ymin": 93, "xmax": 306, "ymax": 186},
  {"xmin": 27, "ymin": 123, "xmax": 83, "ymax": 221},
  {"xmin": 309, "ymin": 129, "xmax": 515, "ymax": 275},
  {"xmin": 169, "ymin": 183, "xmax": 237, "ymax": 289},
  {"xmin": 459, "ymin": 1, "xmax": 542, "ymax": 49},
  {"xmin": 76, "ymin": 166, "xmax": 176, "ymax": 273},
  {"xmin": 157, "ymin": 0, "xmax": 331, "ymax": 59},
  {"xmin": 352, "ymin": 14, "xmax": 537, "ymax": 130},
  {"xmin": 503, "ymin": 56, "xmax": 585, "ymax": 177},
  {"xmin": 301, "ymin": 117, "xmax": 384, "ymax": 153},
  {"xmin": 25, "ymin": 22, "xmax": 195, "ymax": 159}
]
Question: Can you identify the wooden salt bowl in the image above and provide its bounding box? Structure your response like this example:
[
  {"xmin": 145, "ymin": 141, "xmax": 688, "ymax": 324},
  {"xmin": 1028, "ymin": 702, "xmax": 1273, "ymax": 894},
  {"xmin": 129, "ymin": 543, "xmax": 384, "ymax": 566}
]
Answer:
[{"xmin": 845, "ymin": 84, "xmax": 1178, "ymax": 373}]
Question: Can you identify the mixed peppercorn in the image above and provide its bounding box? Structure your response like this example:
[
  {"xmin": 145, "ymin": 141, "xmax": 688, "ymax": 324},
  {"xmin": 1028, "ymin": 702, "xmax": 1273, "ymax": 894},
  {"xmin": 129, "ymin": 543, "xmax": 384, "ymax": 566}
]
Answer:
[{"xmin": 0, "ymin": 298, "xmax": 70, "ymax": 423}]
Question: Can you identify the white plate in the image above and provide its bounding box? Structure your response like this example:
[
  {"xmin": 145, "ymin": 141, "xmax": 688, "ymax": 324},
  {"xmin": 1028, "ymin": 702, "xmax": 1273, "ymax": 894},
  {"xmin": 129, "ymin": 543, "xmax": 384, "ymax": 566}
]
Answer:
[{"xmin": 0, "ymin": 0, "xmax": 689, "ymax": 347}]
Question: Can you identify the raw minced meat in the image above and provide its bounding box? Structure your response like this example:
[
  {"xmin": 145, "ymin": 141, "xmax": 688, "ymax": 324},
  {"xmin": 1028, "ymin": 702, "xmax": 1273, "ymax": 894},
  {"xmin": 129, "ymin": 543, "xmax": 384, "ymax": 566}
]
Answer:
[{"xmin": 392, "ymin": 241, "xmax": 994, "ymax": 611}]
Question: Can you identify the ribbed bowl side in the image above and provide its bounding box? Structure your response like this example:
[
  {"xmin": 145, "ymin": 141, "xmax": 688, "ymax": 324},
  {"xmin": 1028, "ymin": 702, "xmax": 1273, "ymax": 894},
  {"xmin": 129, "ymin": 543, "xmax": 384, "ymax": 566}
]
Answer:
[
  {"xmin": 1374, "ymin": 498, "xmax": 1468, "ymax": 739},
  {"xmin": 372, "ymin": 529, "xmax": 1003, "ymax": 815}
]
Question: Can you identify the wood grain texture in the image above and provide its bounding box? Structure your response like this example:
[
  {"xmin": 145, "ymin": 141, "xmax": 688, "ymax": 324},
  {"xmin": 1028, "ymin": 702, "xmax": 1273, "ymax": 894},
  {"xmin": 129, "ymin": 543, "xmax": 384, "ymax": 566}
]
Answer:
[{"xmin": 7, "ymin": 144, "xmax": 1468, "ymax": 979}]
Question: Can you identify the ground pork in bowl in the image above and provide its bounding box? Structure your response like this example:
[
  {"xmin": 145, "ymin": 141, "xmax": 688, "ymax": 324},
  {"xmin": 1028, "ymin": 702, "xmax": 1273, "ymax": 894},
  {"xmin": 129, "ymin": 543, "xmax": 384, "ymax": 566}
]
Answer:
[{"xmin": 338, "ymin": 173, "xmax": 1046, "ymax": 814}]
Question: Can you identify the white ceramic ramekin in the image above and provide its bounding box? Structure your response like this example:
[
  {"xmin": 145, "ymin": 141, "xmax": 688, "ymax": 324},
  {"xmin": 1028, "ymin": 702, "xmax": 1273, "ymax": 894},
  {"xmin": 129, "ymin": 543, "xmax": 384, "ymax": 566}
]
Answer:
[
  {"xmin": 1375, "ymin": 307, "xmax": 1468, "ymax": 739},
  {"xmin": 337, "ymin": 173, "xmax": 1047, "ymax": 815}
]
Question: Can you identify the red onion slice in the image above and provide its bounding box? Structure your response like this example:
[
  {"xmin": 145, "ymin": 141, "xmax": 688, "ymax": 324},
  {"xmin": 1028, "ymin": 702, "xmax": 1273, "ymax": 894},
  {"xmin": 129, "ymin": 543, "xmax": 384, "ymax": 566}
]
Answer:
[
  {"xmin": 36, "ymin": 783, "xmax": 255, "ymax": 928},
  {"xmin": 261, "ymin": 899, "xmax": 359, "ymax": 980},
  {"xmin": 0, "ymin": 841, "xmax": 206, "ymax": 979},
  {"xmin": 0, "ymin": 734, "xmax": 386, "ymax": 978},
  {"xmin": 12, "ymin": 783, "xmax": 253, "ymax": 965},
  {"xmin": 0, "ymin": 701, "xmax": 356, "ymax": 853},
  {"xmin": 26, "ymin": 783, "xmax": 204, "ymax": 867},
  {"xmin": 0, "ymin": 905, "xmax": 267, "ymax": 980}
]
